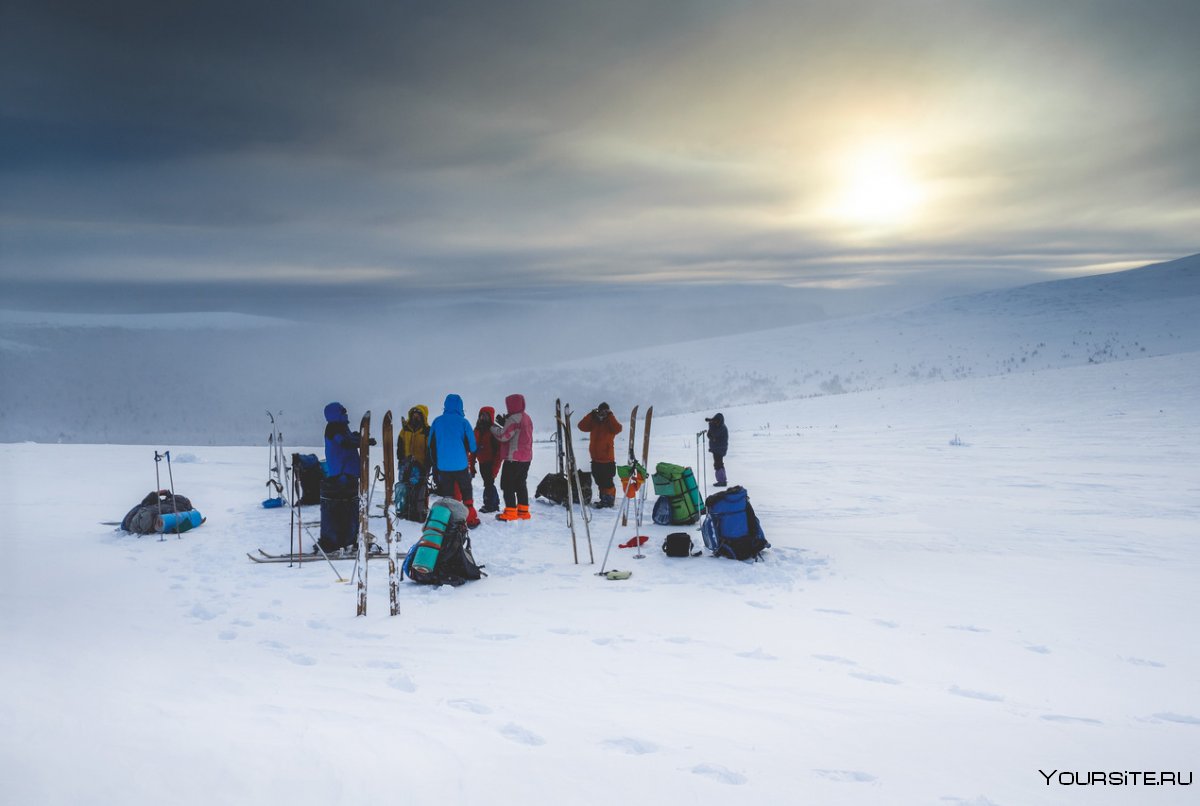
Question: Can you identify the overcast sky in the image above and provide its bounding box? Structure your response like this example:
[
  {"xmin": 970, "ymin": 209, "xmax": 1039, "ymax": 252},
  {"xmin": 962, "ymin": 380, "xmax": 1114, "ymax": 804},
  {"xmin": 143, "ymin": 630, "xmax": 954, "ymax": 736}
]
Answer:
[{"xmin": 2, "ymin": 0, "xmax": 1197, "ymax": 313}]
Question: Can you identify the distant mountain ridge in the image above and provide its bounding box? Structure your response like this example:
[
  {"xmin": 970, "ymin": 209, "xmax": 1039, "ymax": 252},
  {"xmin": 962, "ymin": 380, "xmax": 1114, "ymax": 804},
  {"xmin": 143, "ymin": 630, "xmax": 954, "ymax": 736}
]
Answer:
[
  {"xmin": 1, "ymin": 254, "xmax": 1196, "ymax": 443},
  {"xmin": 480, "ymin": 254, "xmax": 1200, "ymax": 420}
]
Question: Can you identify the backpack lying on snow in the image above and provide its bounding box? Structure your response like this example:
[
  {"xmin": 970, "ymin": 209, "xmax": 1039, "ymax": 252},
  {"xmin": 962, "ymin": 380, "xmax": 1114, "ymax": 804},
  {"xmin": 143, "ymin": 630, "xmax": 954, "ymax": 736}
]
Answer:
[
  {"xmin": 402, "ymin": 498, "xmax": 485, "ymax": 586},
  {"xmin": 701, "ymin": 486, "xmax": 769, "ymax": 561},
  {"xmin": 534, "ymin": 470, "xmax": 593, "ymax": 506},
  {"xmin": 662, "ymin": 532, "xmax": 701, "ymax": 558},
  {"xmin": 120, "ymin": 491, "xmax": 201, "ymax": 535}
]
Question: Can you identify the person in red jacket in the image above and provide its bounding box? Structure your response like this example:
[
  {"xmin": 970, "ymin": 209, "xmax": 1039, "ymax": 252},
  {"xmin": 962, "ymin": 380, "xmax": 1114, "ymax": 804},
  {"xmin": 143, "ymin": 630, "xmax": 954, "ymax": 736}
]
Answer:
[
  {"xmin": 577, "ymin": 401, "xmax": 623, "ymax": 508},
  {"xmin": 470, "ymin": 406, "xmax": 503, "ymax": 513}
]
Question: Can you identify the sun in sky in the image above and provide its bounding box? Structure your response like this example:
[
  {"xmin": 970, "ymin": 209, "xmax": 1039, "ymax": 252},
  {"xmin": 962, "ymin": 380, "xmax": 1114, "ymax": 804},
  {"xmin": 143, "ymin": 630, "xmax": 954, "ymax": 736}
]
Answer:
[{"xmin": 825, "ymin": 140, "xmax": 928, "ymax": 234}]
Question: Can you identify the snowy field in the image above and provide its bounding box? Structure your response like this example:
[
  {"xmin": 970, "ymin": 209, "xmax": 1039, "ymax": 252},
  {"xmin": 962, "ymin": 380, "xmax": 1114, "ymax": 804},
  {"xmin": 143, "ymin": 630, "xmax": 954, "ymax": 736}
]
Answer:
[{"xmin": 2, "ymin": 349, "xmax": 1198, "ymax": 805}]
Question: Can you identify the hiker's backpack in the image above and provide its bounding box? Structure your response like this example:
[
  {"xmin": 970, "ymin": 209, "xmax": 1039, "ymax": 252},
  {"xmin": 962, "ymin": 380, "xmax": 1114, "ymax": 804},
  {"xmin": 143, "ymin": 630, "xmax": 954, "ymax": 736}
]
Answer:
[
  {"xmin": 662, "ymin": 532, "xmax": 700, "ymax": 558},
  {"xmin": 292, "ymin": 453, "xmax": 324, "ymax": 505},
  {"xmin": 651, "ymin": 462, "xmax": 704, "ymax": 525},
  {"xmin": 534, "ymin": 470, "xmax": 593, "ymax": 506},
  {"xmin": 402, "ymin": 498, "xmax": 485, "ymax": 586},
  {"xmin": 121, "ymin": 491, "xmax": 196, "ymax": 534},
  {"xmin": 395, "ymin": 457, "xmax": 429, "ymax": 523},
  {"xmin": 701, "ymin": 485, "xmax": 769, "ymax": 561}
]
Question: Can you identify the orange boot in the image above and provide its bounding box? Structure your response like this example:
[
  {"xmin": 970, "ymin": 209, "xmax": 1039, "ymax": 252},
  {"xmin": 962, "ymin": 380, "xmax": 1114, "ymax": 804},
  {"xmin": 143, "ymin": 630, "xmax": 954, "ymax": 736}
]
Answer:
[
  {"xmin": 517, "ymin": 504, "xmax": 532, "ymax": 520},
  {"xmin": 496, "ymin": 507, "xmax": 519, "ymax": 522}
]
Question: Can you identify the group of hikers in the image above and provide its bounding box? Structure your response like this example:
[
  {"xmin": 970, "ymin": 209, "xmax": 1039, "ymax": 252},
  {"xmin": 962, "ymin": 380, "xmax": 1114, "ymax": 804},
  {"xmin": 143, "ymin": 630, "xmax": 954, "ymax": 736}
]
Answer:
[{"xmin": 323, "ymin": 394, "xmax": 730, "ymax": 532}]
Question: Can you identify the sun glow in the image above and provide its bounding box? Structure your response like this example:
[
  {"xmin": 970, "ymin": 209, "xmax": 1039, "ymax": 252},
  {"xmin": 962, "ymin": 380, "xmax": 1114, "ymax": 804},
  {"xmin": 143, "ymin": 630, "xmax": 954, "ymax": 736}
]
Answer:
[{"xmin": 828, "ymin": 142, "xmax": 926, "ymax": 231}]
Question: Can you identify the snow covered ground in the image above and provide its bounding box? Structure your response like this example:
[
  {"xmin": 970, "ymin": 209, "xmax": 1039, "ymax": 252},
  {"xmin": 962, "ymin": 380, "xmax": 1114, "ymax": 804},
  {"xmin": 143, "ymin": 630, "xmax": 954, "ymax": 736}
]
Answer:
[{"xmin": 2, "ymin": 347, "xmax": 1198, "ymax": 804}]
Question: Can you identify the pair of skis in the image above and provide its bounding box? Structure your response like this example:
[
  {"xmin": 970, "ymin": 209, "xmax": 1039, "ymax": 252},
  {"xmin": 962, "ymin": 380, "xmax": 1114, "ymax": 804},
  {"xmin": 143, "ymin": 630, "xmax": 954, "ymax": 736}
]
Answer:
[
  {"xmin": 555, "ymin": 399, "xmax": 594, "ymax": 565},
  {"xmin": 622, "ymin": 405, "xmax": 653, "ymax": 529},
  {"xmin": 597, "ymin": 405, "xmax": 652, "ymax": 577},
  {"xmin": 356, "ymin": 410, "xmax": 402, "ymax": 617}
]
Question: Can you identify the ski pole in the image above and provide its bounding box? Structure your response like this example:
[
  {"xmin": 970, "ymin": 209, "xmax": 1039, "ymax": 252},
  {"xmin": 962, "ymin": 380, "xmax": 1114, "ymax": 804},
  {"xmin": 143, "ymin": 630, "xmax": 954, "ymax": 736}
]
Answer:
[
  {"xmin": 597, "ymin": 494, "xmax": 630, "ymax": 574},
  {"xmin": 165, "ymin": 450, "xmax": 182, "ymax": 538},
  {"xmin": 312, "ymin": 537, "xmax": 347, "ymax": 583},
  {"xmin": 154, "ymin": 451, "xmax": 164, "ymax": 542}
]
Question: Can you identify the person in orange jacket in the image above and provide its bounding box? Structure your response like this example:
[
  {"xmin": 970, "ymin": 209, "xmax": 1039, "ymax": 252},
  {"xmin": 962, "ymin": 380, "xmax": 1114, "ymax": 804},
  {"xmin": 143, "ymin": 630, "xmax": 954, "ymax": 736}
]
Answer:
[{"xmin": 577, "ymin": 401, "xmax": 623, "ymax": 508}]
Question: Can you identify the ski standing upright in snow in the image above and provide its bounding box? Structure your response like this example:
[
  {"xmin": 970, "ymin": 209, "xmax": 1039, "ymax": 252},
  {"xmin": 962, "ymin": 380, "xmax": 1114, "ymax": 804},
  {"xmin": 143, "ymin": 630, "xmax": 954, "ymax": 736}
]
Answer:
[
  {"xmin": 382, "ymin": 410, "xmax": 399, "ymax": 616},
  {"xmin": 621, "ymin": 405, "xmax": 638, "ymax": 527},
  {"xmin": 636, "ymin": 406, "xmax": 653, "ymax": 532},
  {"xmin": 554, "ymin": 400, "xmax": 579, "ymax": 563},
  {"xmin": 562, "ymin": 404, "xmax": 595, "ymax": 563},
  {"xmin": 355, "ymin": 411, "xmax": 371, "ymax": 617}
]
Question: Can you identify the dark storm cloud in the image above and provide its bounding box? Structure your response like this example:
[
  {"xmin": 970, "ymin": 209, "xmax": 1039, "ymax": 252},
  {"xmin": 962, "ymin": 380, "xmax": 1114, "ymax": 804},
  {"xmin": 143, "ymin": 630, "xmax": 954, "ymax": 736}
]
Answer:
[{"xmin": 1, "ymin": 0, "xmax": 1197, "ymax": 312}]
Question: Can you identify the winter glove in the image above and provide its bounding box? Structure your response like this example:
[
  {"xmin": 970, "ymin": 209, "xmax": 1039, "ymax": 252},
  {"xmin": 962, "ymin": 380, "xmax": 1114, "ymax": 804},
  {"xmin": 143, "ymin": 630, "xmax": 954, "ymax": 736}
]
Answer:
[
  {"xmin": 369, "ymin": 437, "xmax": 377, "ymax": 446},
  {"xmin": 496, "ymin": 413, "xmax": 507, "ymax": 426}
]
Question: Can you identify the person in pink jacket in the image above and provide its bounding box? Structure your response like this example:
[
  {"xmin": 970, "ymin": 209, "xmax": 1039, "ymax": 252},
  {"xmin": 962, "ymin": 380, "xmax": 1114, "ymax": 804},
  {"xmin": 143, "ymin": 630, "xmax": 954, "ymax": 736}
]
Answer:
[{"xmin": 491, "ymin": 393, "xmax": 534, "ymax": 521}]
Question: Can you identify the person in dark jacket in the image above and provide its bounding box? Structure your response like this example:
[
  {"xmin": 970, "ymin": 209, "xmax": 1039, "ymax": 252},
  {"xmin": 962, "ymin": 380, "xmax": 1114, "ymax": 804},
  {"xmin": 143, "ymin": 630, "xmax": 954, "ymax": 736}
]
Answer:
[
  {"xmin": 470, "ymin": 406, "xmax": 503, "ymax": 513},
  {"xmin": 577, "ymin": 402, "xmax": 623, "ymax": 508},
  {"xmin": 706, "ymin": 412, "xmax": 729, "ymax": 487},
  {"xmin": 324, "ymin": 401, "xmax": 370, "ymax": 479},
  {"xmin": 429, "ymin": 393, "xmax": 480, "ymax": 528}
]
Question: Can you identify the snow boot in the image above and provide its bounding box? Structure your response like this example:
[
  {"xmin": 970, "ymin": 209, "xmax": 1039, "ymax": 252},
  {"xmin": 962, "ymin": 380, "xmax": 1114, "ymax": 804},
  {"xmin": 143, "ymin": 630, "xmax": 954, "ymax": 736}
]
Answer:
[
  {"xmin": 466, "ymin": 503, "xmax": 481, "ymax": 530},
  {"xmin": 714, "ymin": 467, "xmax": 727, "ymax": 487},
  {"xmin": 496, "ymin": 506, "xmax": 519, "ymax": 522},
  {"xmin": 597, "ymin": 489, "xmax": 616, "ymax": 509},
  {"xmin": 480, "ymin": 485, "xmax": 500, "ymax": 513},
  {"xmin": 517, "ymin": 504, "xmax": 531, "ymax": 520}
]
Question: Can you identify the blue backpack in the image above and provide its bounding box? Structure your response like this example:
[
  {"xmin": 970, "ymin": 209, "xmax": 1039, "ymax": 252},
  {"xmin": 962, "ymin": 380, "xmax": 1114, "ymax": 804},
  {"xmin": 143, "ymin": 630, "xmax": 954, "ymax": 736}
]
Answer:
[{"xmin": 701, "ymin": 486, "xmax": 769, "ymax": 561}]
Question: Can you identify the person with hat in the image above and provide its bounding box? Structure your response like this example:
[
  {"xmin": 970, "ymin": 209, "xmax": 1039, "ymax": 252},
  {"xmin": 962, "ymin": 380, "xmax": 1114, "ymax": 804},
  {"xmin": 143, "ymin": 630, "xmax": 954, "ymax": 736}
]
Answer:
[
  {"xmin": 577, "ymin": 402, "xmax": 623, "ymax": 508},
  {"xmin": 705, "ymin": 412, "xmax": 729, "ymax": 487}
]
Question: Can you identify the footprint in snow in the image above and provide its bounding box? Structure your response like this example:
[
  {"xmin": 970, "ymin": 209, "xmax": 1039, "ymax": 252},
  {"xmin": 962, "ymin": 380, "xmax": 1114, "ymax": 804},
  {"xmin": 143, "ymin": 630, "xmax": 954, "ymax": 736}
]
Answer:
[
  {"xmin": 602, "ymin": 737, "xmax": 658, "ymax": 755},
  {"xmin": 257, "ymin": 611, "xmax": 282, "ymax": 622},
  {"xmin": 218, "ymin": 630, "xmax": 237, "ymax": 641},
  {"xmin": 873, "ymin": 619, "xmax": 899, "ymax": 629},
  {"xmin": 812, "ymin": 654, "xmax": 857, "ymax": 666},
  {"xmin": 547, "ymin": 627, "xmax": 586, "ymax": 636},
  {"xmin": 307, "ymin": 620, "xmax": 331, "ymax": 631},
  {"xmin": 736, "ymin": 648, "xmax": 778, "ymax": 661},
  {"xmin": 476, "ymin": 633, "xmax": 518, "ymax": 641},
  {"xmin": 259, "ymin": 639, "xmax": 287, "ymax": 650},
  {"xmin": 387, "ymin": 673, "xmax": 417, "ymax": 692},
  {"xmin": 288, "ymin": 653, "xmax": 317, "ymax": 666},
  {"xmin": 1041, "ymin": 714, "xmax": 1102, "ymax": 725},
  {"xmin": 447, "ymin": 698, "xmax": 491, "ymax": 714},
  {"xmin": 947, "ymin": 625, "xmax": 990, "ymax": 633},
  {"xmin": 948, "ymin": 686, "xmax": 1004, "ymax": 702},
  {"xmin": 1152, "ymin": 713, "xmax": 1200, "ymax": 725},
  {"xmin": 499, "ymin": 723, "xmax": 546, "ymax": 746},
  {"xmin": 849, "ymin": 672, "xmax": 902, "ymax": 685},
  {"xmin": 813, "ymin": 769, "xmax": 877, "ymax": 783},
  {"xmin": 1125, "ymin": 656, "xmax": 1165, "ymax": 668},
  {"xmin": 745, "ymin": 600, "xmax": 773, "ymax": 610},
  {"xmin": 190, "ymin": 604, "xmax": 219, "ymax": 621},
  {"xmin": 815, "ymin": 608, "xmax": 852, "ymax": 616},
  {"xmin": 1024, "ymin": 644, "xmax": 1051, "ymax": 654},
  {"xmin": 691, "ymin": 763, "xmax": 747, "ymax": 785}
]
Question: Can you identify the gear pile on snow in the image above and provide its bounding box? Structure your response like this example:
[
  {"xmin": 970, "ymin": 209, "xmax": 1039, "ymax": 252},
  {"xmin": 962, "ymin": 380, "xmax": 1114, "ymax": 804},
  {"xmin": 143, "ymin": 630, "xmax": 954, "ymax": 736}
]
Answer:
[
  {"xmin": 120, "ymin": 491, "xmax": 202, "ymax": 535},
  {"xmin": 650, "ymin": 462, "xmax": 704, "ymax": 526},
  {"xmin": 402, "ymin": 498, "xmax": 485, "ymax": 586}
]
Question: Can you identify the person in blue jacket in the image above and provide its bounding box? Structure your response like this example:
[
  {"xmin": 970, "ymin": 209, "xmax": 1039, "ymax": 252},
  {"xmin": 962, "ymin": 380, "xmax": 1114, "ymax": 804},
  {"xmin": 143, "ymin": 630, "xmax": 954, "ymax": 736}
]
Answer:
[
  {"xmin": 429, "ymin": 393, "xmax": 480, "ymax": 528},
  {"xmin": 324, "ymin": 401, "xmax": 373, "ymax": 479},
  {"xmin": 706, "ymin": 412, "xmax": 729, "ymax": 487}
]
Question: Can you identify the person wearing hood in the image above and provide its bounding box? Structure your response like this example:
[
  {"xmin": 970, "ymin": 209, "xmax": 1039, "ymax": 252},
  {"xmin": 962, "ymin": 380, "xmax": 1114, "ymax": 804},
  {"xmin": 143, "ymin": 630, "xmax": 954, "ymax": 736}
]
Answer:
[
  {"xmin": 577, "ymin": 402, "xmax": 623, "ymax": 508},
  {"xmin": 706, "ymin": 412, "xmax": 729, "ymax": 487},
  {"xmin": 324, "ymin": 401, "xmax": 373, "ymax": 479},
  {"xmin": 491, "ymin": 393, "xmax": 534, "ymax": 521},
  {"xmin": 321, "ymin": 401, "xmax": 374, "ymax": 552},
  {"xmin": 397, "ymin": 404, "xmax": 431, "ymax": 472},
  {"xmin": 470, "ymin": 406, "xmax": 503, "ymax": 514},
  {"xmin": 429, "ymin": 393, "xmax": 480, "ymax": 528}
]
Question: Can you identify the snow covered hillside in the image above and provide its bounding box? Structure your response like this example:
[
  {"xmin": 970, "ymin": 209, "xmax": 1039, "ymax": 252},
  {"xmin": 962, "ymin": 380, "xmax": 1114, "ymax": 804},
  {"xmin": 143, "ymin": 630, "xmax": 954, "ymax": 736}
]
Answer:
[
  {"xmin": 2, "ymin": 348, "xmax": 1198, "ymax": 805},
  {"xmin": 3, "ymin": 255, "xmax": 1197, "ymax": 445},
  {"xmin": 493, "ymin": 253, "xmax": 1200, "ymax": 417}
]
